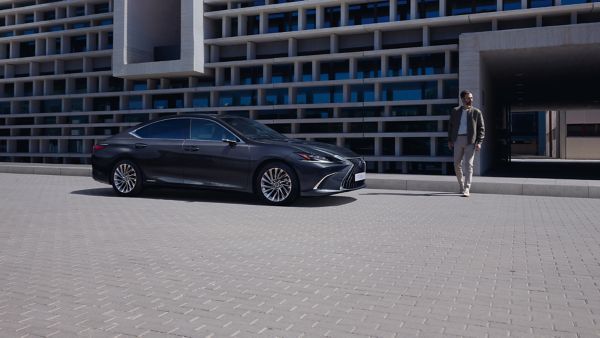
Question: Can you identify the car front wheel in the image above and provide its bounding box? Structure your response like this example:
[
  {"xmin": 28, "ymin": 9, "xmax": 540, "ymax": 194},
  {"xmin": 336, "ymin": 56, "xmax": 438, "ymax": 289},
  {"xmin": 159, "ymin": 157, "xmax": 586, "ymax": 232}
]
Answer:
[
  {"xmin": 111, "ymin": 160, "xmax": 143, "ymax": 196},
  {"xmin": 256, "ymin": 162, "xmax": 299, "ymax": 205}
]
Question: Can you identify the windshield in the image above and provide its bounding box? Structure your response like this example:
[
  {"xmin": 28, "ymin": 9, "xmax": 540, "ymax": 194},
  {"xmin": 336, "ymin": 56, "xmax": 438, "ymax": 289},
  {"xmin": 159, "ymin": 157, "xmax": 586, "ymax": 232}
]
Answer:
[{"xmin": 220, "ymin": 116, "xmax": 288, "ymax": 140}]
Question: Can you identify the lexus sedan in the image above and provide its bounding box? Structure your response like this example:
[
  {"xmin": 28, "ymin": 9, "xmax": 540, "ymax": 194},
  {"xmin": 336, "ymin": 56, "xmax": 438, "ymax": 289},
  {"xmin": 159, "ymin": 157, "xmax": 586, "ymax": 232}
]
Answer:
[{"xmin": 92, "ymin": 114, "xmax": 366, "ymax": 205}]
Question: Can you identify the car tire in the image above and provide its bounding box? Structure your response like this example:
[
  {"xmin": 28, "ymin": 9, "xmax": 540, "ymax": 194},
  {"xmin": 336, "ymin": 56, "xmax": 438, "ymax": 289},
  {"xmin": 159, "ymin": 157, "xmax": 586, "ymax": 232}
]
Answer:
[
  {"xmin": 255, "ymin": 162, "xmax": 299, "ymax": 206},
  {"xmin": 111, "ymin": 159, "xmax": 143, "ymax": 196}
]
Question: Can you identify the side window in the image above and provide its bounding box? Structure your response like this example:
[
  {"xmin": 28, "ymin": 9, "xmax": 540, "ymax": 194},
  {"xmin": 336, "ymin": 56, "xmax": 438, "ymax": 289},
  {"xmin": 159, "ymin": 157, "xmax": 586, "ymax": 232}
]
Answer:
[
  {"xmin": 134, "ymin": 118, "xmax": 189, "ymax": 139},
  {"xmin": 191, "ymin": 119, "xmax": 237, "ymax": 141}
]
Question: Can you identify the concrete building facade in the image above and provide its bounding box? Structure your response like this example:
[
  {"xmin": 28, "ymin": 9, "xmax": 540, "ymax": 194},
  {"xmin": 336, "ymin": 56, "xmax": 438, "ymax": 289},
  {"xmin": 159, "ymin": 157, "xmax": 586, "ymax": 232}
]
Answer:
[{"xmin": 0, "ymin": 0, "xmax": 599, "ymax": 174}]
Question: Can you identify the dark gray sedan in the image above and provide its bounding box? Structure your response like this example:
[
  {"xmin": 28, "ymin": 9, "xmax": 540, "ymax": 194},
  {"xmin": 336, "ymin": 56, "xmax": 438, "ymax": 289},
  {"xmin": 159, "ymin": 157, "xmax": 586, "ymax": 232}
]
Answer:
[{"xmin": 92, "ymin": 114, "xmax": 366, "ymax": 205}]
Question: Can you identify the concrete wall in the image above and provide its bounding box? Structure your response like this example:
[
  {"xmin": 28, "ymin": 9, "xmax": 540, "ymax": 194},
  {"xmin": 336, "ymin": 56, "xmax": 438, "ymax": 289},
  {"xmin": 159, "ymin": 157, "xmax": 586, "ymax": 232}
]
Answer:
[
  {"xmin": 459, "ymin": 23, "xmax": 600, "ymax": 173},
  {"xmin": 113, "ymin": 0, "xmax": 205, "ymax": 78},
  {"xmin": 566, "ymin": 138, "xmax": 600, "ymax": 159},
  {"xmin": 126, "ymin": 0, "xmax": 180, "ymax": 64}
]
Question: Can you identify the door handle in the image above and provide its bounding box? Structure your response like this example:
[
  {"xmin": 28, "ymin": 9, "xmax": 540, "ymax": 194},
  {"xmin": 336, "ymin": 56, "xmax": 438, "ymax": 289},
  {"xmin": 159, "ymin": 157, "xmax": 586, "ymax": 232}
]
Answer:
[
  {"xmin": 184, "ymin": 145, "xmax": 200, "ymax": 152},
  {"xmin": 134, "ymin": 143, "xmax": 147, "ymax": 149}
]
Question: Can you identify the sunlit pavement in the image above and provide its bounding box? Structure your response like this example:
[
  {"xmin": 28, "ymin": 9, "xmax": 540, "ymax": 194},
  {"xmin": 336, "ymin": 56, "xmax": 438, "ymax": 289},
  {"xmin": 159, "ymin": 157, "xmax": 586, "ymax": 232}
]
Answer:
[{"xmin": 1, "ymin": 173, "xmax": 599, "ymax": 337}]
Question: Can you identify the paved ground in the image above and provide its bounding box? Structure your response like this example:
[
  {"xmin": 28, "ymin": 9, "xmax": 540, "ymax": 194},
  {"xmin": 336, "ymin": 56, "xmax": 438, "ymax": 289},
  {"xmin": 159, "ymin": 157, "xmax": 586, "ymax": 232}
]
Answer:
[{"xmin": 1, "ymin": 173, "xmax": 600, "ymax": 338}]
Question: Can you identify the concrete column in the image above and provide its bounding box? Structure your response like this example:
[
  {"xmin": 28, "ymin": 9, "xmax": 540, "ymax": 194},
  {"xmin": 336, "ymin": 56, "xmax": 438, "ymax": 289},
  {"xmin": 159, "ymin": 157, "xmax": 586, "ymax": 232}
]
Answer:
[
  {"xmin": 410, "ymin": 0, "xmax": 417, "ymax": 19},
  {"xmin": 239, "ymin": 15, "xmax": 246, "ymax": 36},
  {"xmin": 349, "ymin": 58, "xmax": 357, "ymax": 79},
  {"xmin": 374, "ymin": 83, "xmax": 382, "ymax": 101},
  {"xmin": 430, "ymin": 137, "xmax": 436, "ymax": 156},
  {"xmin": 298, "ymin": 8, "xmax": 305, "ymax": 30},
  {"xmin": 422, "ymin": 26, "xmax": 430, "ymax": 47},
  {"xmin": 521, "ymin": 0, "xmax": 527, "ymax": 9},
  {"xmin": 294, "ymin": 62, "xmax": 301, "ymax": 82},
  {"xmin": 401, "ymin": 54, "xmax": 408, "ymax": 76},
  {"xmin": 341, "ymin": 3, "xmax": 348, "ymax": 26},
  {"xmin": 381, "ymin": 55, "xmax": 388, "ymax": 77},
  {"xmin": 559, "ymin": 110, "xmax": 567, "ymax": 158},
  {"xmin": 222, "ymin": 17, "xmax": 231, "ymax": 37},
  {"xmin": 395, "ymin": 137, "xmax": 401, "ymax": 156},
  {"xmin": 312, "ymin": 60, "xmax": 320, "ymax": 81},
  {"xmin": 444, "ymin": 51, "xmax": 451, "ymax": 74},
  {"xmin": 497, "ymin": 0, "xmax": 503, "ymax": 11},
  {"xmin": 390, "ymin": 0, "xmax": 397, "ymax": 21},
  {"xmin": 288, "ymin": 38, "xmax": 297, "ymax": 57},
  {"xmin": 264, "ymin": 64, "xmax": 271, "ymax": 84},
  {"xmin": 439, "ymin": 0, "xmax": 446, "ymax": 16},
  {"xmin": 316, "ymin": 6, "xmax": 324, "ymax": 29},
  {"xmin": 231, "ymin": 66, "xmax": 240, "ymax": 85},
  {"xmin": 330, "ymin": 34, "xmax": 338, "ymax": 53},
  {"xmin": 259, "ymin": 12, "xmax": 267, "ymax": 34},
  {"xmin": 246, "ymin": 42, "xmax": 255, "ymax": 60},
  {"xmin": 374, "ymin": 30, "xmax": 382, "ymax": 50}
]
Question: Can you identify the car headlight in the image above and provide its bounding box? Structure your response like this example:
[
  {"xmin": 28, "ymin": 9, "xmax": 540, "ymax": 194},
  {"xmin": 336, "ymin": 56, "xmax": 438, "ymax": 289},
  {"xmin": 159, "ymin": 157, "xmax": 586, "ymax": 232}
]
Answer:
[{"xmin": 296, "ymin": 152, "xmax": 336, "ymax": 163}]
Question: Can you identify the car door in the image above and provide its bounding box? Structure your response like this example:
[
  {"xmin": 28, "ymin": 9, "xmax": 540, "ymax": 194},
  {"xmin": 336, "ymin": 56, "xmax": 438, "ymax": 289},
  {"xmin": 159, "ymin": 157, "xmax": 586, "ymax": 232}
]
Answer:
[
  {"xmin": 182, "ymin": 118, "xmax": 251, "ymax": 190},
  {"xmin": 130, "ymin": 118, "xmax": 189, "ymax": 184}
]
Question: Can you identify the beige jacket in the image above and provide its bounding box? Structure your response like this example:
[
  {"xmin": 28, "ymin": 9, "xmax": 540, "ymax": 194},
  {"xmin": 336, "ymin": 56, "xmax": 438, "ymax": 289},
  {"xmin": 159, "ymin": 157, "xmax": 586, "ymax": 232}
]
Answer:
[{"xmin": 448, "ymin": 106, "xmax": 485, "ymax": 145}]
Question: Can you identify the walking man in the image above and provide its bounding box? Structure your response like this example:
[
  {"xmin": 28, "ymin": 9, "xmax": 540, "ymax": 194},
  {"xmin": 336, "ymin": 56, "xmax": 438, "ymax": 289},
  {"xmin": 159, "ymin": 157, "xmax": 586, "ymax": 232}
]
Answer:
[{"xmin": 448, "ymin": 90, "xmax": 485, "ymax": 197}]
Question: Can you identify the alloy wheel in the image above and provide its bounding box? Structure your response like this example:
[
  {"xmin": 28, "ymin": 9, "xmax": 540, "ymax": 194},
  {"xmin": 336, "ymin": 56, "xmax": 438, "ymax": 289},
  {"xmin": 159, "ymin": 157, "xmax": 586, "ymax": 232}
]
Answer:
[
  {"xmin": 113, "ymin": 162, "xmax": 138, "ymax": 194},
  {"xmin": 260, "ymin": 167, "xmax": 293, "ymax": 203}
]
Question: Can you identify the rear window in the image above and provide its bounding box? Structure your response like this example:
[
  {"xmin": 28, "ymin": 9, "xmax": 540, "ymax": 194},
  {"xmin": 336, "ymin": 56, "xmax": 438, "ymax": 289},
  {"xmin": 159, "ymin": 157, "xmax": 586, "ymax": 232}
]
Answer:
[{"xmin": 134, "ymin": 118, "xmax": 189, "ymax": 139}]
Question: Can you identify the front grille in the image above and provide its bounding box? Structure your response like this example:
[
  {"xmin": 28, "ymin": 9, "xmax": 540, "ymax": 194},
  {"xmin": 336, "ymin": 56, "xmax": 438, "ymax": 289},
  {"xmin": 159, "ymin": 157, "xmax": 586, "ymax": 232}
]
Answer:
[{"xmin": 341, "ymin": 158, "xmax": 366, "ymax": 189}]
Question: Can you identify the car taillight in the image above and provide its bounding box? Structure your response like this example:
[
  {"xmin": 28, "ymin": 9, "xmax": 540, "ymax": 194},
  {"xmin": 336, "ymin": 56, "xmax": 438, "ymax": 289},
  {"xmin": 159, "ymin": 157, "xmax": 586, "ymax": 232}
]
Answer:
[{"xmin": 92, "ymin": 144, "xmax": 107, "ymax": 153}]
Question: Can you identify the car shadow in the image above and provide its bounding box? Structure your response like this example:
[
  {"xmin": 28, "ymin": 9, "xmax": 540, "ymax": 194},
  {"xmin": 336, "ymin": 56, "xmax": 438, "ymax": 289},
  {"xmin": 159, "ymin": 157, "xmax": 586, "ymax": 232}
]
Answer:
[
  {"xmin": 360, "ymin": 191, "xmax": 461, "ymax": 197},
  {"xmin": 71, "ymin": 187, "xmax": 356, "ymax": 207}
]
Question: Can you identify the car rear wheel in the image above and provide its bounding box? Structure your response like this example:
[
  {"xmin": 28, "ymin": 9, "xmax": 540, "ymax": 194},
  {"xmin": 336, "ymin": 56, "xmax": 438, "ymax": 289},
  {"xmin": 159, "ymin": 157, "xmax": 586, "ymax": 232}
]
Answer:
[
  {"xmin": 256, "ymin": 162, "xmax": 299, "ymax": 205},
  {"xmin": 111, "ymin": 160, "xmax": 143, "ymax": 196}
]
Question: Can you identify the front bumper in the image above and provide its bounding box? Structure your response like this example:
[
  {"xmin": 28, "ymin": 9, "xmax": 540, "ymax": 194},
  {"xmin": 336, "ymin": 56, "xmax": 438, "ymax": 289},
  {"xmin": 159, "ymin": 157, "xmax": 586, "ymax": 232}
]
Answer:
[{"xmin": 299, "ymin": 157, "xmax": 366, "ymax": 196}]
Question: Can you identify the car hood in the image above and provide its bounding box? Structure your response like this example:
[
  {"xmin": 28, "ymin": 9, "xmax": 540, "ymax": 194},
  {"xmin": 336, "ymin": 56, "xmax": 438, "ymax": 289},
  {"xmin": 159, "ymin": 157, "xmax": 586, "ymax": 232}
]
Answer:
[{"xmin": 255, "ymin": 138, "xmax": 360, "ymax": 159}]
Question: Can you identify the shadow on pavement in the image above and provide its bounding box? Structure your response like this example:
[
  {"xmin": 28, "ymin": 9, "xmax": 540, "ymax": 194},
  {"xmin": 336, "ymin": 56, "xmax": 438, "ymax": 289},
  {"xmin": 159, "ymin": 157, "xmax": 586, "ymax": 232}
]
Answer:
[
  {"xmin": 361, "ymin": 191, "xmax": 461, "ymax": 197},
  {"xmin": 71, "ymin": 187, "xmax": 356, "ymax": 207}
]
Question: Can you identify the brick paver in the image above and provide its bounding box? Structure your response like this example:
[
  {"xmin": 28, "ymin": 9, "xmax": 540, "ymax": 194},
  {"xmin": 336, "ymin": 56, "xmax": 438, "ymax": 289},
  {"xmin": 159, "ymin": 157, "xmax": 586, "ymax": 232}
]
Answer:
[{"xmin": 1, "ymin": 173, "xmax": 600, "ymax": 337}]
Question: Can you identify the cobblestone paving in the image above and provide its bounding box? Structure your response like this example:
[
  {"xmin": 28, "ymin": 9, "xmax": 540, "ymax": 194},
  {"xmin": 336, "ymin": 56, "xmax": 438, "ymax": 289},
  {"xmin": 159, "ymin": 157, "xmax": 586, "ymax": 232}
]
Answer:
[{"xmin": 1, "ymin": 173, "xmax": 600, "ymax": 337}]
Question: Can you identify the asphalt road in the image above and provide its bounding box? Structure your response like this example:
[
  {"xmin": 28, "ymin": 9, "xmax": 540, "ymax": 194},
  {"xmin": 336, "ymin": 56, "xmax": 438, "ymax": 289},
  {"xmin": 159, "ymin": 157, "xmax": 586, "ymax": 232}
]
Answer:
[{"xmin": 1, "ymin": 173, "xmax": 599, "ymax": 337}]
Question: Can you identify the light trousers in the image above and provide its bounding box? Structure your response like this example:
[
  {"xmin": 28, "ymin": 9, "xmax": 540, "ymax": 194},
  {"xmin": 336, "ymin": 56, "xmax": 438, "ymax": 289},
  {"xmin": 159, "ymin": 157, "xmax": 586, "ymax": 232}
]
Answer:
[{"xmin": 453, "ymin": 135, "xmax": 476, "ymax": 190}]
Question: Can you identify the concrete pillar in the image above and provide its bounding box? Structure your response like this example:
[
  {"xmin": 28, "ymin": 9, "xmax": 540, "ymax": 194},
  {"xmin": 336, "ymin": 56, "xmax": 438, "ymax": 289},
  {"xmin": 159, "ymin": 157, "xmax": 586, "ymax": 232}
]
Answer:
[
  {"xmin": 298, "ymin": 8, "xmax": 305, "ymax": 30},
  {"xmin": 439, "ymin": 0, "xmax": 446, "ymax": 16},
  {"xmin": 374, "ymin": 30, "xmax": 382, "ymax": 50},
  {"xmin": 390, "ymin": 0, "xmax": 397, "ymax": 21},
  {"xmin": 316, "ymin": 6, "xmax": 324, "ymax": 29},
  {"xmin": 341, "ymin": 3, "xmax": 348, "ymax": 26},
  {"xmin": 410, "ymin": 0, "xmax": 417, "ymax": 19}
]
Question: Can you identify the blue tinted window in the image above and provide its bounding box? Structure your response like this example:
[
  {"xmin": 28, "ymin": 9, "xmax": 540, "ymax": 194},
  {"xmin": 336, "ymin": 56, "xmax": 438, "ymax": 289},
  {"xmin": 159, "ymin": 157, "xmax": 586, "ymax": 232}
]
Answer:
[
  {"xmin": 192, "ymin": 93, "xmax": 210, "ymax": 107},
  {"xmin": 128, "ymin": 96, "xmax": 143, "ymax": 110},
  {"xmin": 350, "ymin": 85, "xmax": 375, "ymax": 102},
  {"xmin": 382, "ymin": 81, "xmax": 438, "ymax": 101},
  {"xmin": 561, "ymin": 0, "xmax": 589, "ymax": 3},
  {"xmin": 191, "ymin": 119, "xmax": 236, "ymax": 141},
  {"xmin": 219, "ymin": 90, "xmax": 256, "ymax": 106},
  {"xmin": 397, "ymin": 0, "xmax": 411, "ymax": 20},
  {"xmin": 408, "ymin": 54, "xmax": 445, "ymax": 75},
  {"xmin": 417, "ymin": 0, "xmax": 439, "ymax": 18},
  {"xmin": 297, "ymin": 86, "xmax": 342, "ymax": 104},
  {"xmin": 357, "ymin": 58, "xmax": 381, "ymax": 79},
  {"xmin": 268, "ymin": 11, "xmax": 297, "ymax": 33},
  {"xmin": 388, "ymin": 56, "xmax": 403, "ymax": 77},
  {"xmin": 272, "ymin": 64, "xmax": 293, "ymax": 83},
  {"xmin": 240, "ymin": 66, "xmax": 263, "ymax": 85},
  {"xmin": 305, "ymin": 9, "xmax": 316, "ymax": 29},
  {"xmin": 349, "ymin": 1, "xmax": 389, "ymax": 25},
  {"xmin": 265, "ymin": 88, "xmax": 289, "ymax": 105},
  {"xmin": 529, "ymin": 0, "xmax": 553, "ymax": 7},
  {"xmin": 323, "ymin": 6, "xmax": 340, "ymax": 28},
  {"xmin": 320, "ymin": 61, "xmax": 349, "ymax": 80},
  {"xmin": 135, "ymin": 119, "xmax": 189, "ymax": 139}
]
